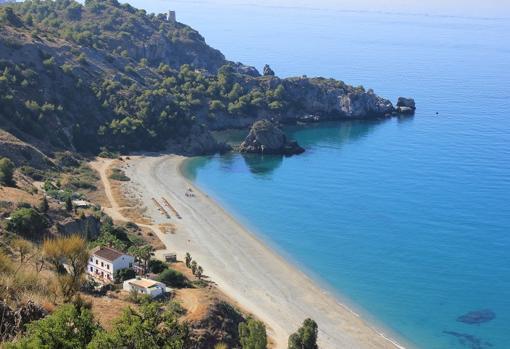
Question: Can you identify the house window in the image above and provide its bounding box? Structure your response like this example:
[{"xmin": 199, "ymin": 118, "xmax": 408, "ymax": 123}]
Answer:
[
  {"xmin": 89, "ymin": 257, "xmax": 93, "ymax": 262},
  {"xmin": 90, "ymin": 267, "xmax": 93, "ymax": 272},
  {"xmin": 129, "ymin": 263, "xmax": 133, "ymax": 268},
  {"xmin": 101, "ymin": 262, "xmax": 104, "ymax": 267},
  {"xmin": 95, "ymin": 259, "xmax": 98, "ymax": 265},
  {"xmin": 107, "ymin": 264, "xmax": 110, "ymax": 270}
]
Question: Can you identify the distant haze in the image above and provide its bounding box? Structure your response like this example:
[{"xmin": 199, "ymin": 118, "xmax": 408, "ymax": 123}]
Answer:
[{"xmin": 127, "ymin": 0, "xmax": 510, "ymax": 18}]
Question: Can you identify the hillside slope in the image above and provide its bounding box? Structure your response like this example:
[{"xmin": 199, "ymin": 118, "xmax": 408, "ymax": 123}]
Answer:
[{"xmin": 0, "ymin": 0, "xmax": 399, "ymax": 156}]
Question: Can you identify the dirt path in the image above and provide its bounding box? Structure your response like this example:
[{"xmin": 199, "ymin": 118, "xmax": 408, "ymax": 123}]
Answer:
[{"xmin": 89, "ymin": 158, "xmax": 167, "ymax": 246}]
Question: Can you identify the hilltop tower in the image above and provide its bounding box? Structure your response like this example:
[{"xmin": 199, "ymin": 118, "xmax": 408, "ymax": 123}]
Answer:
[{"xmin": 168, "ymin": 10, "xmax": 176, "ymax": 23}]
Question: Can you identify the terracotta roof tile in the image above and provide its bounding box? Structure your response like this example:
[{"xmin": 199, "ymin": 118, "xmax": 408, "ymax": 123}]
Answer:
[{"xmin": 92, "ymin": 247, "xmax": 126, "ymax": 262}]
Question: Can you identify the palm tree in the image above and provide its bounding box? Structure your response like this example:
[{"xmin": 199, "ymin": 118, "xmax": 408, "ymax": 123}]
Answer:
[
  {"xmin": 185, "ymin": 252, "xmax": 192, "ymax": 268},
  {"xmin": 196, "ymin": 266, "xmax": 203, "ymax": 279}
]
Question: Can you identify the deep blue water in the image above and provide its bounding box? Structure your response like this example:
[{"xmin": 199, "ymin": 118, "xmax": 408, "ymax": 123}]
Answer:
[{"xmin": 133, "ymin": 2, "xmax": 510, "ymax": 348}]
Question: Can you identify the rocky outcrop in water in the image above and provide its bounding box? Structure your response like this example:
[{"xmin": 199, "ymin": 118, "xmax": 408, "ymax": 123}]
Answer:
[
  {"xmin": 239, "ymin": 119, "xmax": 305, "ymax": 156},
  {"xmin": 396, "ymin": 97, "xmax": 416, "ymax": 115},
  {"xmin": 0, "ymin": 301, "xmax": 47, "ymax": 341}
]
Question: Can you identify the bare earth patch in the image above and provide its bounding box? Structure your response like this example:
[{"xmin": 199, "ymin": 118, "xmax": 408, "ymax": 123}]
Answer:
[
  {"xmin": 0, "ymin": 186, "xmax": 41, "ymax": 206},
  {"xmin": 80, "ymin": 293, "xmax": 136, "ymax": 331}
]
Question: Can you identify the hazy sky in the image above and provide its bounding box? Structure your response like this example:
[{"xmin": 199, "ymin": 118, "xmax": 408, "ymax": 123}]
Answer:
[{"xmin": 164, "ymin": 0, "xmax": 510, "ymax": 17}]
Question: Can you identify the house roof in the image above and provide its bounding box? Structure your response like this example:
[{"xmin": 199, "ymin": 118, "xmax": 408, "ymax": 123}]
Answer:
[
  {"xmin": 91, "ymin": 246, "xmax": 127, "ymax": 262},
  {"xmin": 128, "ymin": 278, "xmax": 162, "ymax": 289}
]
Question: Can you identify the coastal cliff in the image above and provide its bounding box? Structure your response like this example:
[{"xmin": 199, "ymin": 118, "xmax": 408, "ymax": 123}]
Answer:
[{"xmin": 0, "ymin": 1, "xmax": 412, "ymax": 158}]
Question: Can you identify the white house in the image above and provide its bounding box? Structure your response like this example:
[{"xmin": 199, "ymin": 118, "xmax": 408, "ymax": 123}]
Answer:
[
  {"xmin": 88, "ymin": 246, "xmax": 134, "ymax": 282},
  {"xmin": 123, "ymin": 278, "xmax": 167, "ymax": 298}
]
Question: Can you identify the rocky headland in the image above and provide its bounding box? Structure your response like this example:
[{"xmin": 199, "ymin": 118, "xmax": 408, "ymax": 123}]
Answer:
[{"xmin": 0, "ymin": 1, "xmax": 415, "ymax": 159}]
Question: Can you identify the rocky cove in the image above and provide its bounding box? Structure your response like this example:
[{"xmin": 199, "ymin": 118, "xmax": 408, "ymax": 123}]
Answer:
[{"xmin": 174, "ymin": 82, "xmax": 416, "ymax": 156}]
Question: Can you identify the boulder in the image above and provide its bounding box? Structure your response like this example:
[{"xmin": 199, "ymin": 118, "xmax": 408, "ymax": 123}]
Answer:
[
  {"xmin": 396, "ymin": 97, "xmax": 416, "ymax": 114},
  {"xmin": 239, "ymin": 119, "xmax": 304, "ymax": 156}
]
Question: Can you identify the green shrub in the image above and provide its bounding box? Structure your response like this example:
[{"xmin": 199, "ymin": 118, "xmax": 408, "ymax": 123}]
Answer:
[
  {"xmin": 5, "ymin": 304, "xmax": 100, "ymax": 349},
  {"xmin": 6, "ymin": 207, "xmax": 48, "ymax": 236},
  {"xmin": 109, "ymin": 168, "xmax": 130, "ymax": 181},
  {"xmin": 157, "ymin": 268, "xmax": 187, "ymax": 288},
  {"xmin": 0, "ymin": 157, "xmax": 15, "ymax": 186},
  {"xmin": 149, "ymin": 259, "xmax": 168, "ymax": 274},
  {"xmin": 19, "ymin": 166, "xmax": 45, "ymax": 181},
  {"xmin": 239, "ymin": 318, "xmax": 267, "ymax": 349},
  {"xmin": 114, "ymin": 268, "xmax": 136, "ymax": 283},
  {"xmin": 288, "ymin": 318, "xmax": 318, "ymax": 349}
]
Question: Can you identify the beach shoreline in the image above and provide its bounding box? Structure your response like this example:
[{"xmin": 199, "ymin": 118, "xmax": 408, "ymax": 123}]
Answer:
[{"xmin": 117, "ymin": 153, "xmax": 409, "ymax": 349}]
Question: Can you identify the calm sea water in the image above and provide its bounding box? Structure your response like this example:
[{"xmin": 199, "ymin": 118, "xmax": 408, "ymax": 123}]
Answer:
[{"xmin": 138, "ymin": 2, "xmax": 510, "ymax": 348}]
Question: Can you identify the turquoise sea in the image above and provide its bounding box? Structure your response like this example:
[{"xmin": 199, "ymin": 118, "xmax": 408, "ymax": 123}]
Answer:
[{"xmin": 133, "ymin": 2, "xmax": 510, "ymax": 348}]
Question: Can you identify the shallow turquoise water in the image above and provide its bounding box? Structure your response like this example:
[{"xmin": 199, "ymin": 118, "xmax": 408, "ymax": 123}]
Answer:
[{"xmin": 134, "ymin": 2, "xmax": 510, "ymax": 348}]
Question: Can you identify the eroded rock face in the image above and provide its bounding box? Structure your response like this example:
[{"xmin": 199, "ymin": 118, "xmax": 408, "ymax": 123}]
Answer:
[
  {"xmin": 340, "ymin": 89, "xmax": 395, "ymax": 118},
  {"xmin": 396, "ymin": 97, "xmax": 416, "ymax": 114},
  {"xmin": 0, "ymin": 301, "xmax": 47, "ymax": 342},
  {"xmin": 231, "ymin": 62, "xmax": 260, "ymax": 77},
  {"xmin": 57, "ymin": 215, "xmax": 101, "ymax": 240},
  {"xmin": 0, "ymin": 130, "xmax": 54, "ymax": 170},
  {"xmin": 239, "ymin": 119, "xmax": 304, "ymax": 155}
]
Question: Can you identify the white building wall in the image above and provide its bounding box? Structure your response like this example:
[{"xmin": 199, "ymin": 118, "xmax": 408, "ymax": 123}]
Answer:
[
  {"xmin": 87, "ymin": 254, "xmax": 134, "ymax": 282},
  {"xmin": 122, "ymin": 279, "xmax": 165, "ymax": 298}
]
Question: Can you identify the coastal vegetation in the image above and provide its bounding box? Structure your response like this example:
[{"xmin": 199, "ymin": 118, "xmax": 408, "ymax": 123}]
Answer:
[
  {"xmin": 0, "ymin": 0, "xmax": 395, "ymax": 158},
  {"xmin": 0, "ymin": 157, "xmax": 15, "ymax": 186},
  {"xmin": 239, "ymin": 318, "xmax": 268, "ymax": 349},
  {"xmin": 288, "ymin": 318, "xmax": 319, "ymax": 349}
]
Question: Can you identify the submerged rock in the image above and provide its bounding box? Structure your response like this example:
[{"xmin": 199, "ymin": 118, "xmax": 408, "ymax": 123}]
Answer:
[
  {"xmin": 396, "ymin": 97, "xmax": 416, "ymax": 114},
  {"xmin": 443, "ymin": 331, "xmax": 492, "ymax": 349},
  {"xmin": 457, "ymin": 309, "xmax": 495, "ymax": 325},
  {"xmin": 239, "ymin": 119, "xmax": 304, "ymax": 156}
]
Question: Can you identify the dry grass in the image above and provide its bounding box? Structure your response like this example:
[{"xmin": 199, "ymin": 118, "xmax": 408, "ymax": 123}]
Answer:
[
  {"xmin": 119, "ymin": 207, "xmax": 151, "ymax": 225},
  {"xmin": 174, "ymin": 287, "xmax": 215, "ymax": 322},
  {"xmin": 0, "ymin": 186, "xmax": 41, "ymax": 207},
  {"xmin": 158, "ymin": 223, "xmax": 176, "ymax": 235},
  {"xmin": 0, "ymin": 262, "xmax": 57, "ymax": 309},
  {"xmin": 139, "ymin": 226, "xmax": 165, "ymax": 250},
  {"xmin": 86, "ymin": 170, "xmax": 110, "ymax": 208},
  {"xmin": 106, "ymin": 161, "xmax": 135, "ymax": 208},
  {"xmin": 80, "ymin": 293, "xmax": 136, "ymax": 330}
]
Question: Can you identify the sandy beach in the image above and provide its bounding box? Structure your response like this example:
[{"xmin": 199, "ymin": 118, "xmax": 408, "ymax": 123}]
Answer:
[{"xmin": 100, "ymin": 154, "xmax": 405, "ymax": 349}]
